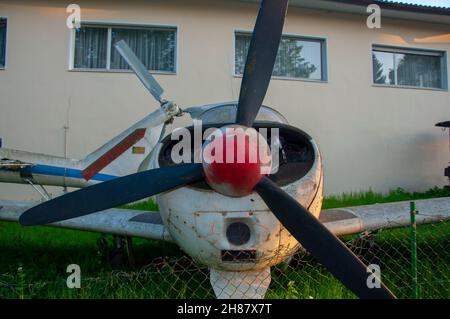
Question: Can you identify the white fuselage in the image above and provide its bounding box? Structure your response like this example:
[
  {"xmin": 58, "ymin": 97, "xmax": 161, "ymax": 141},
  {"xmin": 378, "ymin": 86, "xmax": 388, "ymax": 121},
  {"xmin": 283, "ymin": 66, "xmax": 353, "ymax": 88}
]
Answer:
[{"xmin": 152, "ymin": 136, "xmax": 323, "ymax": 271}]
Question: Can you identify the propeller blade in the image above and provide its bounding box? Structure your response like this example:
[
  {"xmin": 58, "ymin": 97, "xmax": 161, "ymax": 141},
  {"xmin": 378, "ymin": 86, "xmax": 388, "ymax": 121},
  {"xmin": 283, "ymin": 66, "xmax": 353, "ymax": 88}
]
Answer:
[
  {"xmin": 115, "ymin": 40, "xmax": 164, "ymax": 103},
  {"xmin": 19, "ymin": 164, "xmax": 204, "ymax": 226},
  {"xmin": 236, "ymin": 0, "xmax": 288, "ymax": 127},
  {"xmin": 255, "ymin": 177, "xmax": 396, "ymax": 299}
]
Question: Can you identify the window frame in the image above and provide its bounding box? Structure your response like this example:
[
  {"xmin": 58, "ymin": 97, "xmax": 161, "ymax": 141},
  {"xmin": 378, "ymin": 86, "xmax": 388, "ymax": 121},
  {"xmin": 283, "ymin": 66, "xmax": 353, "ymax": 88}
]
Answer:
[
  {"xmin": 68, "ymin": 21, "xmax": 178, "ymax": 74},
  {"xmin": 371, "ymin": 44, "xmax": 448, "ymax": 91},
  {"xmin": 0, "ymin": 17, "xmax": 8, "ymax": 70},
  {"xmin": 233, "ymin": 29, "xmax": 328, "ymax": 82}
]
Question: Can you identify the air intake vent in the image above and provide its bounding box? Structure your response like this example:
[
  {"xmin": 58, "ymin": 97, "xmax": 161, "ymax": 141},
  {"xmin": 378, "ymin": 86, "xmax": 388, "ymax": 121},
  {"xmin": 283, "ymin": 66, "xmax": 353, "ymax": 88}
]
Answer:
[
  {"xmin": 226, "ymin": 222, "xmax": 251, "ymax": 246},
  {"xmin": 221, "ymin": 250, "xmax": 256, "ymax": 262}
]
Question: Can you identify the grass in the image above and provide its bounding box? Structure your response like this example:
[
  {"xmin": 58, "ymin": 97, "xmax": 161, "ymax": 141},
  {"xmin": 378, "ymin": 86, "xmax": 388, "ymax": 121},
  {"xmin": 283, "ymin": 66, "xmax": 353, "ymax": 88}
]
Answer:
[
  {"xmin": 0, "ymin": 187, "xmax": 448, "ymax": 299},
  {"xmin": 322, "ymin": 186, "xmax": 450, "ymax": 209}
]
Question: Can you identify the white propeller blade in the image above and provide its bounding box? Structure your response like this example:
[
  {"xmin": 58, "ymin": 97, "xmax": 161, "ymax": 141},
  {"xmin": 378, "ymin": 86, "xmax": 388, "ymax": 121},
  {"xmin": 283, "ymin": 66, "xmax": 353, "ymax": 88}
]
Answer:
[{"xmin": 115, "ymin": 40, "xmax": 164, "ymax": 103}]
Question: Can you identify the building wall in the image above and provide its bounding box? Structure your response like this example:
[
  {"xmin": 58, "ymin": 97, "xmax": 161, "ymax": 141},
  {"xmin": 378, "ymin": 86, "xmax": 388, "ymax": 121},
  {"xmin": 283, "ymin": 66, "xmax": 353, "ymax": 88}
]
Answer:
[{"xmin": 0, "ymin": 0, "xmax": 449, "ymax": 200}]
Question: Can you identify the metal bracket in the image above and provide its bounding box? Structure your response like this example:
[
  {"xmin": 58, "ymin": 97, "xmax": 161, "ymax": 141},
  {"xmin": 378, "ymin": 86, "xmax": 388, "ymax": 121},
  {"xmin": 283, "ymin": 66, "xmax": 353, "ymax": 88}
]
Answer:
[
  {"xmin": 161, "ymin": 100, "xmax": 183, "ymax": 120},
  {"xmin": 24, "ymin": 178, "xmax": 52, "ymax": 201}
]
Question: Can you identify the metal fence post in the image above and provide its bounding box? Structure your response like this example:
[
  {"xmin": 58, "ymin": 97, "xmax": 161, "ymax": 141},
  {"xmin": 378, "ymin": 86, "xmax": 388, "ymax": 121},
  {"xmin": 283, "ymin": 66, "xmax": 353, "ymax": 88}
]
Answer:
[{"xmin": 410, "ymin": 201, "xmax": 418, "ymax": 299}]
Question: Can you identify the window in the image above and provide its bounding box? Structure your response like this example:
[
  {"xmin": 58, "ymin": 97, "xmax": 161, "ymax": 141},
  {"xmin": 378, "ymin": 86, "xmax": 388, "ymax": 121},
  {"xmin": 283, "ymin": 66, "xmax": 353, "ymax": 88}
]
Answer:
[
  {"xmin": 372, "ymin": 46, "xmax": 447, "ymax": 89},
  {"xmin": 74, "ymin": 26, "xmax": 108, "ymax": 69},
  {"xmin": 235, "ymin": 32, "xmax": 327, "ymax": 81},
  {"xmin": 0, "ymin": 18, "xmax": 6, "ymax": 69},
  {"xmin": 73, "ymin": 24, "xmax": 176, "ymax": 72}
]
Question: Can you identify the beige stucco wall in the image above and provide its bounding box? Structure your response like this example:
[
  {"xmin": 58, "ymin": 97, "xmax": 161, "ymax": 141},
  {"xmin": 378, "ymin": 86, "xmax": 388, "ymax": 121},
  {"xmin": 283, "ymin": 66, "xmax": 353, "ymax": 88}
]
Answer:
[{"xmin": 0, "ymin": 0, "xmax": 449, "ymax": 200}]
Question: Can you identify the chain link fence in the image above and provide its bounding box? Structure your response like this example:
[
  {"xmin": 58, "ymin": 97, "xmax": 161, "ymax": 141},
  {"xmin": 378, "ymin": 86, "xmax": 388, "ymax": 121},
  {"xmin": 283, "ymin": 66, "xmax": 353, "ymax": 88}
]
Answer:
[{"xmin": 0, "ymin": 219, "xmax": 448, "ymax": 299}]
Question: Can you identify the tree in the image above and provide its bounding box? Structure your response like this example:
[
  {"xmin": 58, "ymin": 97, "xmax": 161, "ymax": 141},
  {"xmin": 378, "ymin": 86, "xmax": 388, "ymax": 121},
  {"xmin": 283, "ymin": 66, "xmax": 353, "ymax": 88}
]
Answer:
[
  {"xmin": 274, "ymin": 39, "xmax": 317, "ymax": 78},
  {"xmin": 372, "ymin": 53, "xmax": 387, "ymax": 84},
  {"xmin": 237, "ymin": 35, "xmax": 318, "ymax": 79}
]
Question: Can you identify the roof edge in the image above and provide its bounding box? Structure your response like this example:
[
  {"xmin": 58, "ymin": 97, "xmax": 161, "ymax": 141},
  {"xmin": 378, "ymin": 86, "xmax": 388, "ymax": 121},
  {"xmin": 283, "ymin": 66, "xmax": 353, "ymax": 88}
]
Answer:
[{"xmin": 326, "ymin": 0, "xmax": 450, "ymax": 16}]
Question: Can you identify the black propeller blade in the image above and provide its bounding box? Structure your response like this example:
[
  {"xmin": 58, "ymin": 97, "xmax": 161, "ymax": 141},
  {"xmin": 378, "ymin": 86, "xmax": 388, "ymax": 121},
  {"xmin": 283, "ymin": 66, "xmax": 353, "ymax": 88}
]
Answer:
[
  {"xmin": 236, "ymin": 0, "xmax": 288, "ymax": 127},
  {"xmin": 19, "ymin": 164, "xmax": 204, "ymax": 226},
  {"xmin": 255, "ymin": 177, "xmax": 396, "ymax": 299}
]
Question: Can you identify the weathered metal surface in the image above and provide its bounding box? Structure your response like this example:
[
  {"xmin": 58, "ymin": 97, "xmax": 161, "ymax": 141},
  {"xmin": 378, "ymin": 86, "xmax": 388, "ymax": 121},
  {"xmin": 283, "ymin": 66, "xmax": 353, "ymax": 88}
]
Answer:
[
  {"xmin": 115, "ymin": 40, "xmax": 164, "ymax": 103},
  {"xmin": 0, "ymin": 159, "xmax": 32, "ymax": 170},
  {"xmin": 154, "ymin": 117, "xmax": 324, "ymax": 272},
  {"xmin": 0, "ymin": 200, "xmax": 172, "ymax": 242},
  {"xmin": 321, "ymin": 197, "xmax": 450, "ymax": 236},
  {"xmin": 0, "ymin": 105, "xmax": 173, "ymax": 189},
  {"xmin": 0, "ymin": 148, "xmax": 89, "ymax": 187},
  {"xmin": 0, "ymin": 148, "xmax": 79, "ymax": 168},
  {"xmin": 82, "ymin": 128, "xmax": 147, "ymax": 180},
  {"xmin": 191, "ymin": 103, "xmax": 288, "ymax": 125},
  {"xmin": 129, "ymin": 212, "xmax": 164, "ymax": 225},
  {"xmin": 80, "ymin": 106, "xmax": 170, "ymax": 178}
]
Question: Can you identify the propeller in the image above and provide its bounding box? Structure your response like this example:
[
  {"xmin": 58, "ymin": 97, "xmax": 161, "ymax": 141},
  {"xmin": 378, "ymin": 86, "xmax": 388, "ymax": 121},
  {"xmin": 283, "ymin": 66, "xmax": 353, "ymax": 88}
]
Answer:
[
  {"xmin": 236, "ymin": 0, "xmax": 288, "ymax": 127},
  {"xmin": 115, "ymin": 40, "xmax": 164, "ymax": 104},
  {"xmin": 19, "ymin": 164, "xmax": 204, "ymax": 226},
  {"xmin": 255, "ymin": 177, "xmax": 395, "ymax": 299},
  {"xmin": 20, "ymin": 0, "xmax": 395, "ymax": 299},
  {"xmin": 80, "ymin": 41, "xmax": 181, "ymax": 181}
]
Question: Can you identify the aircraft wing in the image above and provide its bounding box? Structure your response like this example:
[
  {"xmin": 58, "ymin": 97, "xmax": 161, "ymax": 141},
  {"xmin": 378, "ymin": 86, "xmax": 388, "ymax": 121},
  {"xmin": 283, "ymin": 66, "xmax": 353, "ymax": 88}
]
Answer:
[
  {"xmin": 1, "ymin": 197, "xmax": 449, "ymax": 242},
  {"xmin": 320, "ymin": 197, "xmax": 450, "ymax": 236},
  {"xmin": 0, "ymin": 200, "xmax": 173, "ymax": 242}
]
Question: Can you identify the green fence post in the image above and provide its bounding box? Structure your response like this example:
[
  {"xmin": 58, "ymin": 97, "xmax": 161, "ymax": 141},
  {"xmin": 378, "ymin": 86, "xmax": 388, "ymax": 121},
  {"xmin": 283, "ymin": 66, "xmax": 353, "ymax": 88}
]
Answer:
[{"xmin": 410, "ymin": 201, "xmax": 418, "ymax": 299}]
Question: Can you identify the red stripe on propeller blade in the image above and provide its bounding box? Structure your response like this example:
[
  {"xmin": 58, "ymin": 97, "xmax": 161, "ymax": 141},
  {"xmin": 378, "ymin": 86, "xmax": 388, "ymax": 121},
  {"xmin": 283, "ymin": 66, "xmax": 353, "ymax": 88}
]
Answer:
[{"xmin": 82, "ymin": 128, "xmax": 146, "ymax": 180}]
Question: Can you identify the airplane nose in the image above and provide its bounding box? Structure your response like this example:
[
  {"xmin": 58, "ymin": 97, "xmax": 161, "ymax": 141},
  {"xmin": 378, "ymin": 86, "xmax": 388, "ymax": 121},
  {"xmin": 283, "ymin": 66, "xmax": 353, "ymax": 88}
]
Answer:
[{"xmin": 202, "ymin": 125, "xmax": 272, "ymax": 197}]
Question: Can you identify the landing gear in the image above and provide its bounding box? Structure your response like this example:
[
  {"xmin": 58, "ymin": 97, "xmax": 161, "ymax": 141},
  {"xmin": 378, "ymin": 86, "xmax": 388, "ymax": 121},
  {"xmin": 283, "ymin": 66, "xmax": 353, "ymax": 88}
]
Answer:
[{"xmin": 110, "ymin": 236, "xmax": 136, "ymax": 269}]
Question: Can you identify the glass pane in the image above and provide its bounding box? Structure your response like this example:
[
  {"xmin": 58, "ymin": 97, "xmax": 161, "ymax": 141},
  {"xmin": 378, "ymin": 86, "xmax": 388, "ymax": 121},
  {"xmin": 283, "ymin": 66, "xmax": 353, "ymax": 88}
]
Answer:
[
  {"xmin": 235, "ymin": 34, "xmax": 250, "ymax": 75},
  {"xmin": 235, "ymin": 33, "xmax": 323, "ymax": 80},
  {"xmin": 274, "ymin": 38, "xmax": 322, "ymax": 79},
  {"xmin": 74, "ymin": 27, "xmax": 108, "ymax": 69},
  {"xmin": 395, "ymin": 53, "xmax": 442, "ymax": 89},
  {"xmin": 0, "ymin": 19, "xmax": 6, "ymax": 68},
  {"xmin": 110, "ymin": 28, "xmax": 176, "ymax": 72},
  {"xmin": 372, "ymin": 51, "xmax": 395, "ymax": 85}
]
